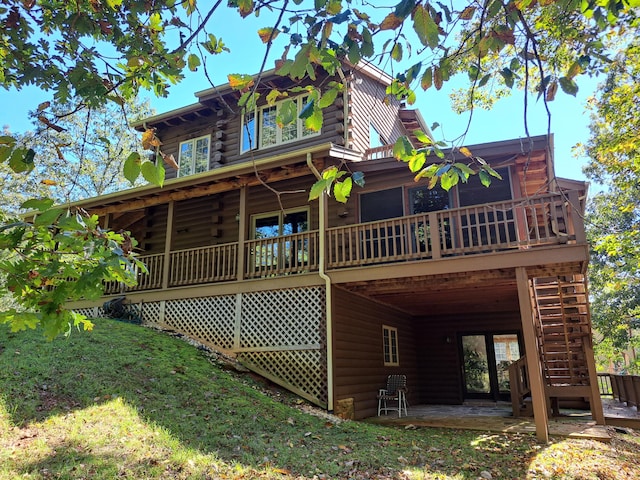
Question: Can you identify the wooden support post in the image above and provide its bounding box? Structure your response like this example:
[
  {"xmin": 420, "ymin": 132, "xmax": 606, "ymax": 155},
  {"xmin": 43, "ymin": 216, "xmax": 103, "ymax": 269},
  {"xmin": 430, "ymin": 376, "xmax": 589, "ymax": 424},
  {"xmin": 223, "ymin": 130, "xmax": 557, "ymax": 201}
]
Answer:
[
  {"xmin": 428, "ymin": 212, "xmax": 441, "ymax": 259},
  {"xmin": 581, "ymin": 278, "xmax": 605, "ymax": 424},
  {"xmin": 161, "ymin": 202, "xmax": 174, "ymax": 290},
  {"xmin": 516, "ymin": 267, "xmax": 549, "ymax": 442},
  {"xmin": 567, "ymin": 191, "xmax": 586, "ymax": 244},
  {"xmin": 237, "ymin": 186, "xmax": 247, "ymax": 281}
]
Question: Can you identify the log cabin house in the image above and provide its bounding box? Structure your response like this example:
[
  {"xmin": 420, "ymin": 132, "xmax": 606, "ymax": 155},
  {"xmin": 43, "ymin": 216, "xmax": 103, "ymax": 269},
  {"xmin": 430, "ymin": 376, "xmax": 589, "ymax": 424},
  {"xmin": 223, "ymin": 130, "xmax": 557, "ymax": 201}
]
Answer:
[{"xmin": 69, "ymin": 62, "xmax": 604, "ymax": 441}]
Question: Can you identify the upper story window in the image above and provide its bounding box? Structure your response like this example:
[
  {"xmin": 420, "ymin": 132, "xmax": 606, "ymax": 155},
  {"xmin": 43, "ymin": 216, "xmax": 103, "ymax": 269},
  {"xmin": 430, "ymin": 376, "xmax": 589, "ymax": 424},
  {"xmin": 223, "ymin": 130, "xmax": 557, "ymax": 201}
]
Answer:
[
  {"xmin": 241, "ymin": 96, "xmax": 319, "ymax": 153},
  {"xmin": 178, "ymin": 135, "xmax": 210, "ymax": 177}
]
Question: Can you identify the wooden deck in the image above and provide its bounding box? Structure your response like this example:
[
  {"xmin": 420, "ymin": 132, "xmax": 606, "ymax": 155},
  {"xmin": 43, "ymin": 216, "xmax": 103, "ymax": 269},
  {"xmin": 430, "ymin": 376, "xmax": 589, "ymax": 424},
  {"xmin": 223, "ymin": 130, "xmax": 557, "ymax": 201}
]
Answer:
[
  {"xmin": 368, "ymin": 399, "xmax": 640, "ymax": 441},
  {"xmin": 105, "ymin": 191, "xmax": 586, "ymax": 296}
]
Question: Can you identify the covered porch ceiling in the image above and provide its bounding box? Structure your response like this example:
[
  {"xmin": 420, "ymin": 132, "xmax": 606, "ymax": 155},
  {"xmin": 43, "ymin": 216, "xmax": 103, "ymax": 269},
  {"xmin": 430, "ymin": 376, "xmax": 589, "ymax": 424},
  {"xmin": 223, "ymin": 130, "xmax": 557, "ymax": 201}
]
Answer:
[
  {"xmin": 339, "ymin": 269, "xmax": 520, "ymax": 316},
  {"xmin": 336, "ymin": 262, "xmax": 586, "ymax": 317}
]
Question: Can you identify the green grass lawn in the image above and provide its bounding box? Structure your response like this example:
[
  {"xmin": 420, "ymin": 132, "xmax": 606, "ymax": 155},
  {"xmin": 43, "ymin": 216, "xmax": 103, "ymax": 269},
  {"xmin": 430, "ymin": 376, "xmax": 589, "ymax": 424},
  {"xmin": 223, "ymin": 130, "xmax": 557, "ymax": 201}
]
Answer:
[{"xmin": 1, "ymin": 319, "xmax": 639, "ymax": 479}]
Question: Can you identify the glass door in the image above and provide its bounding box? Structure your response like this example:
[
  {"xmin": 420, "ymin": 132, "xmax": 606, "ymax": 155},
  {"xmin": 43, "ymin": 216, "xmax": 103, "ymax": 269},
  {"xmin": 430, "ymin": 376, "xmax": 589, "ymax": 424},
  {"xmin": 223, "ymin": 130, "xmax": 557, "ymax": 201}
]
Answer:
[
  {"xmin": 462, "ymin": 335, "xmax": 491, "ymax": 396},
  {"xmin": 461, "ymin": 332, "xmax": 521, "ymax": 401},
  {"xmin": 251, "ymin": 209, "xmax": 309, "ymax": 272}
]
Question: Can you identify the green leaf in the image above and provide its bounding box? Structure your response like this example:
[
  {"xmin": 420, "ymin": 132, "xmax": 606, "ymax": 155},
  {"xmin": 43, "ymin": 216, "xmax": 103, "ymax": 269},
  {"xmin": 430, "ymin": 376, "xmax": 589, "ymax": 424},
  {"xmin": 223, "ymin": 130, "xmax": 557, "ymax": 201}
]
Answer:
[
  {"xmin": 395, "ymin": 0, "xmax": 417, "ymax": 19},
  {"xmin": 34, "ymin": 207, "xmax": 64, "ymax": 226},
  {"xmin": 257, "ymin": 27, "xmax": 280, "ymax": 43},
  {"xmin": 412, "ymin": 4, "xmax": 440, "ymax": 49},
  {"xmin": 228, "ymin": 73, "xmax": 255, "ymax": 91},
  {"xmin": 304, "ymin": 106, "xmax": 323, "ymax": 131},
  {"xmin": 309, "ymin": 178, "xmax": 328, "ymax": 200},
  {"xmin": 481, "ymin": 164, "xmax": 502, "ymax": 179},
  {"xmin": 361, "ymin": 27, "xmax": 374, "ymax": 57},
  {"xmin": 559, "ymin": 76, "xmax": 579, "ymax": 96},
  {"xmin": 453, "ymin": 163, "xmax": 476, "ymax": 180},
  {"xmin": 479, "ymin": 170, "xmax": 491, "ymax": 187},
  {"xmin": 421, "ymin": 67, "xmax": 433, "ymax": 90},
  {"xmin": 478, "ymin": 73, "xmax": 491, "ymax": 87},
  {"xmin": 123, "ymin": 152, "xmax": 142, "ymax": 185},
  {"xmin": 149, "ymin": 12, "xmax": 163, "ymax": 31},
  {"xmin": 21, "ymin": 198, "xmax": 55, "ymax": 212},
  {"xmin": 440, "ymin": 170, "xmax": 459, "ymax": 191},
  {"xmin": 141, "ymin": 160, "xmax": 165, "ymax": 186},
  {"xmin": 393, "ymin": 136, "xmax": 414, "ymax": 160},
  {"xmin": 318, "ymin": 88, "xmax": 339, "ymax": 109},
  {"xmin": 277, "ymin": 99, "xmax": 297, "ymax": 127},
  {"xmin": 333, "ymin": 177, "xmax": 352, "ymax": 203},
  {"xmin": 187, "ymin": 54, "xmax": 201, "ymax": 72},
  {"xmin": 391, "ymin": 42, "xmax": 403, "ymax": 61},
  {"xmin": 408, "ymin": 153, "xmax": 426, "ymax": 172},
  {"xmin": 237, "ymin": 0, "xmax": 254, "ymax": 17},
  {"xmin": 9, "ymin": 147, "xmax": 35, "ymax": 173},
  {"xmin": 413, "ymin": 130, "xmax": 432, "ymax": 145},
  {"xmin": 0, "ymin": 135, "xmax": 16, "ymax": 145},
  {"xmin": 500, "ymin": 68, "xmax": 514, "ymax": 88},
  {"xmin": 348, "ymin": 40, "xmax": 361, "ymax": 65}
]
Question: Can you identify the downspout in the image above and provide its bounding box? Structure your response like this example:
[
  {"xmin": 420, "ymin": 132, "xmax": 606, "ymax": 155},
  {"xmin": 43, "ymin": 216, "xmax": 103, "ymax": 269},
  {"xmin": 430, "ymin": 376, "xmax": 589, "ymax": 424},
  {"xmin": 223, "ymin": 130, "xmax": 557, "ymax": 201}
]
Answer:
[{"xmin": 307, "ymin": 153, "xmax": 334, "ymax": 411}]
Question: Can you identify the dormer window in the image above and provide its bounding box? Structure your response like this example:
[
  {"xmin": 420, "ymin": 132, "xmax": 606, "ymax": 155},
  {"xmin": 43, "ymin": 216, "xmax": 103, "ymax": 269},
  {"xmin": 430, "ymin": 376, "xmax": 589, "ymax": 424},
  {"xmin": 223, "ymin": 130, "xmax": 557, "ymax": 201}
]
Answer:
[
  {"xmin": 178, "ymin": 135, "xmax": 211, "ymax": 177},
  {"xmin": 241, "ymin": 96, "xmax": 319, "ymax": 153}
]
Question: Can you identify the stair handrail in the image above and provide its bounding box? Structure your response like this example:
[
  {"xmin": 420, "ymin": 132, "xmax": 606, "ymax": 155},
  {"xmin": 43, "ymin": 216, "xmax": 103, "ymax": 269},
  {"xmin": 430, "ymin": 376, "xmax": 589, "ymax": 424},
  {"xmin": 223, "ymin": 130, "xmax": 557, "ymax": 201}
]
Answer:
[{"xmin": 509, "ymin": 355, "xmax": 531, "ymax": 417}]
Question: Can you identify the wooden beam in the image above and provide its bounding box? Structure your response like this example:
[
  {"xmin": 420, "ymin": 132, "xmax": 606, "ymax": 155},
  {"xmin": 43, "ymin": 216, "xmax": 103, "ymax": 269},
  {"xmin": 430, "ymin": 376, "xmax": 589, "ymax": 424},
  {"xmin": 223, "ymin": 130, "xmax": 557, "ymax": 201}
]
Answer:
[
  {"xmin": 581, "ymin": 277, "xmax": 605, "ymax": 425},
  {"xmin": 89, "ymin": 163, "xmax": 314, "ymax": 216},
  {"xmin": 516, "ymin": 267, "xmax": 549, "ymax": 443}
]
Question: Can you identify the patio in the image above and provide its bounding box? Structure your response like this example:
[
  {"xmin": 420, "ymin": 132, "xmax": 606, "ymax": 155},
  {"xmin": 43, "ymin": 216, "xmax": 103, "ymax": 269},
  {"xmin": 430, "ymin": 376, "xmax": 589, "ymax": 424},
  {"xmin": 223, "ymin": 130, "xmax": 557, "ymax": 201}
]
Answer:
[{"xmin": 368, "ymin": 399, "xmax": 640, "ymax": 442}]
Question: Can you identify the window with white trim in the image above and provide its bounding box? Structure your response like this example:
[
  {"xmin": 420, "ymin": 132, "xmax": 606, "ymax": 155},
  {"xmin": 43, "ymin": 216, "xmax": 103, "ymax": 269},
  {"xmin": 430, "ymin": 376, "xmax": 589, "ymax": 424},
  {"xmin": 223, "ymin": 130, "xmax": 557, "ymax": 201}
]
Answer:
[
  {"xmin": 383, "ymin": 325, "xmax": 399, "ymax": 366},
  {"xmin": 241, "ymin": 96, "xmax": 319, "ymax": 153},
  {"xmin": 178, "ymin": 135, "xmax": 210, "ymax": 177}
]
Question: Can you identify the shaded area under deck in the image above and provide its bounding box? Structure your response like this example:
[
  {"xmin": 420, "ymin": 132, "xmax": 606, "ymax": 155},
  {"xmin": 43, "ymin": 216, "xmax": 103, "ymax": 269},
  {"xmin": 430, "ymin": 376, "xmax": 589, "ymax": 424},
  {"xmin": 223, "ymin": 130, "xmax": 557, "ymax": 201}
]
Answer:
[{"xmin": 368, "ymin": 398, "xmax": 640, "ymax": 441}]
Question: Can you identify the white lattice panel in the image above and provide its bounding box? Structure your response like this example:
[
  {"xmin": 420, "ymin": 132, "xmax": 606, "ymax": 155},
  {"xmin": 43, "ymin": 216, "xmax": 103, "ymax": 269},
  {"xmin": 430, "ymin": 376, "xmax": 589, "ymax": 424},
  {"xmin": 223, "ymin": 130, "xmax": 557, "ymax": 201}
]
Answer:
[
  {"xmin": 240, "ymin": 287, "xmax": 324, "ymax": 348},
  {"xmin": 73, "ymin": 307, "xmax": 98, "ymax": 318},
  {"xmin": 238, "ymin": 349, "xmax": 328, "ymax": 405},
  {"xmin": 140, "ymin": 301, "xmax": 161, "ymax": 326},
  {"xmin": 165, "ymin": 296, "xmax": 236, "ymax": 349}
]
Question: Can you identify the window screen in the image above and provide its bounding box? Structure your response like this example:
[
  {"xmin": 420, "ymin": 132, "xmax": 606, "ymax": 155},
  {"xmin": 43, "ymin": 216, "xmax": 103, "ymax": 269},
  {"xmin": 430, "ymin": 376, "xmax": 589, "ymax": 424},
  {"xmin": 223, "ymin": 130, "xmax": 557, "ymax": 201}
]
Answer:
[{"xmin": 360, "ymin": 188, "xmax": 403, "ymax": 222}]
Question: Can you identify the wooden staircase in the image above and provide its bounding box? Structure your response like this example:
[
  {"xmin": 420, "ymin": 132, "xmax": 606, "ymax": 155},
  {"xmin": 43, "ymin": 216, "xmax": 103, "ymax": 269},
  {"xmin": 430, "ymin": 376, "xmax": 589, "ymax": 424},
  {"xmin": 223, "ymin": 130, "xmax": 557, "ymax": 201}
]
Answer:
[
  {"xmin": 511, "ymin": 274, "xmax": 603, "ymax": 421},
  {"xmin": 533, "ymin": 275, "xmax": 591, "ymax": 392}
]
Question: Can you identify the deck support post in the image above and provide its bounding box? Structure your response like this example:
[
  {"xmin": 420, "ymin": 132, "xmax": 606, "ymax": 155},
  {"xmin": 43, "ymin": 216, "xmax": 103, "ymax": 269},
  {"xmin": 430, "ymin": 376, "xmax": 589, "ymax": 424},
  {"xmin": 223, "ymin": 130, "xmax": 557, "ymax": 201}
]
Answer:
[
  {"xmin": 516, "ymin": 267, "xmax": 549, "ymax": 442},
  {"xmin": 428, "ymin": 212, "xmax": 441, "ymax": 259},
  {"xmin": 582, "ymin": 278, "xmax": 605, "ymax": 424},
  {"xmin": 237, "ymin": 186, "xmax": 247, "ymax": 281},
  {"xmin": 162, "ymin": 201, "xmax": 175, "ymax": 290}
]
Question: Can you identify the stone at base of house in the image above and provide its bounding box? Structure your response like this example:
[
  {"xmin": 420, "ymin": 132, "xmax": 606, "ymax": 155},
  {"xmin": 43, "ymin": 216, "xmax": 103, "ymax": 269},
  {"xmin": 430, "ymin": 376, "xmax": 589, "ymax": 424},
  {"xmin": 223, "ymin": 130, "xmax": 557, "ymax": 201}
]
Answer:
[{"xmin": 335, "ymin": 398, "xmax": 355, "ymax": 420}]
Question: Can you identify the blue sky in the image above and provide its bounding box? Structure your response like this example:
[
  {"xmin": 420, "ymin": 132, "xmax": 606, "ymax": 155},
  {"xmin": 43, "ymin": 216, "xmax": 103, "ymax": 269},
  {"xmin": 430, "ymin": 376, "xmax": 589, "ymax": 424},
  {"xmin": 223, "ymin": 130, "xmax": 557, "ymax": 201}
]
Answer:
[{"xmin": 0, "ymin": 6, "xmax": 599, "ymax": 185}]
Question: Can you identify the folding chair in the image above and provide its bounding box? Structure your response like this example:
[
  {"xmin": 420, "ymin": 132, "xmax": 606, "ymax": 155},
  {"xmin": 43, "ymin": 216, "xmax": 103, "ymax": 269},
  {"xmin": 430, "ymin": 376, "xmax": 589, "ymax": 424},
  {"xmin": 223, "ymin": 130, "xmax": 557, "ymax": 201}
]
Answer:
[{"xmin": 377, "ymin": 374, "xmax": 408, "ymax": 417}]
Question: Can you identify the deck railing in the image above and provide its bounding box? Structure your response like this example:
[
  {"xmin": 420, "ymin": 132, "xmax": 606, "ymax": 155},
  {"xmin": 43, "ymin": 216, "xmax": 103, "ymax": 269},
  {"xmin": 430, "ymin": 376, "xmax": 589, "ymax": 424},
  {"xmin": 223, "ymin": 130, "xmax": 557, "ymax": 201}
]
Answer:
[
  {"xmin": 365, "ymin": 144, "xmax": 395, "ymax": 160},
  {"xmin": 327, "ymin": 192, "xmax": 580, "ymax": 268},
  {"xmin": 508, "ymin": 356, "xmax": 531, "ymax": 417},
  {"xmin": 610, "ymin": 374, "xmax": 640, "ymax": 409},
  {"xmin": 244, "ymin": 230, "xmax": 320, "ymax": 279},
  {"xmin": 169, "ymin": 243, "xmax": 238, "ymax": 286},
  {"xmin": 103, "ymin": 191, "xmax": 584, "ymax": 293},
  {"xmin": 103, "ymin": 252, "xmax": 165, "ymax": 294},
  {"xmin": 597, "ymin": 373, "xmax": 614, "ymax": 397}
]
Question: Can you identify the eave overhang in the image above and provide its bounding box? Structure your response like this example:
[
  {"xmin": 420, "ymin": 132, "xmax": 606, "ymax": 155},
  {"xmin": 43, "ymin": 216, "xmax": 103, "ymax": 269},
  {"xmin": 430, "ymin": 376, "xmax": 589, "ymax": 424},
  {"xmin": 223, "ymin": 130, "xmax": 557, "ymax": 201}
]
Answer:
[{"xmin": 70, "ymin": 143, "xmax": 337, "ymax": 216}]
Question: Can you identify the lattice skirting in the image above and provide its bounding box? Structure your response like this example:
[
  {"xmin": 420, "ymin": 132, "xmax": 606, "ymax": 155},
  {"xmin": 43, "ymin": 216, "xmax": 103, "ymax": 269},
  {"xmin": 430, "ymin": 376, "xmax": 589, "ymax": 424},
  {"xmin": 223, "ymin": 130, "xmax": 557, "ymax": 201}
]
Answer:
[
  {"xmin": 164, "ymin": 295, "xmax": 237, "ymax": 350},
  {"xmin": 238, "ymin": 349, "xmax": 328, "ymax": 406},
  {"xmin": 103, "ymin": 286, "xmax": 328, "ymax": 407}
]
